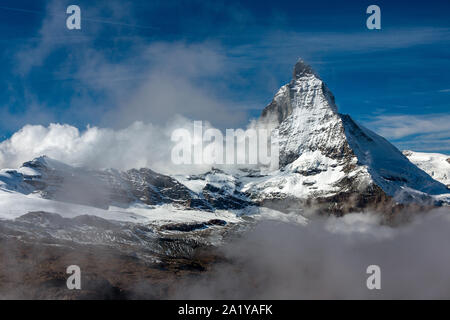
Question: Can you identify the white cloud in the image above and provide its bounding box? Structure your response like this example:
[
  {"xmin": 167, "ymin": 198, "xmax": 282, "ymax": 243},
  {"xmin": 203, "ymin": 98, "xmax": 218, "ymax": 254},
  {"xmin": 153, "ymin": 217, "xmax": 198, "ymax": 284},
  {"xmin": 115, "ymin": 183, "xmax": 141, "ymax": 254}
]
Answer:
[
  {"xmin": 0, "ymin": 120, "xmax": 180, "ymax": 173},
  {"xmin": 0, "ymin": 117, "xmax": 274, "ymax": 174}
]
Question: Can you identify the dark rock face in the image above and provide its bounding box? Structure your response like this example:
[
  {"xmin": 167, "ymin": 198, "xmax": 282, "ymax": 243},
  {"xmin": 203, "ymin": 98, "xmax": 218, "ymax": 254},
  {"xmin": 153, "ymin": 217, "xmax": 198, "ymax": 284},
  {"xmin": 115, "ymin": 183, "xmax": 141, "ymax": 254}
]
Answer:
[
  {"xmin": 202, "ymin": 183, "xmax": 253, "ymax": 210},
  {"xmin": 260, "ymin": 90, "xmax": 293, "ymax": 124},
  {"xmin": 123, "ymin": 168, "xmax": 193, "ymax": 205},
  {"xmin": 292, "ymin": 59, "xmax": 317, "ymax": 79},
  {"xmin": 162, "ymin": 219, "xmax": 227, "ymax": 232}
]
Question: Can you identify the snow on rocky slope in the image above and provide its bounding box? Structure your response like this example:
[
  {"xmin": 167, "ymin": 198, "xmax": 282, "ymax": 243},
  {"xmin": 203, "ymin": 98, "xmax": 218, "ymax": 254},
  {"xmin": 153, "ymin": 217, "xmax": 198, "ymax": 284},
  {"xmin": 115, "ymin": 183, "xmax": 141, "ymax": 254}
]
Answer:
[
  {"xmin": 0, "ymin": 155, "xmax": 253, "ymax": 212},
  {"xmin": 175, "ymin": 59, "xmax": 449, "ymax": 213},
  {"xmin": 403, "ymin": 150, "xmax": 450, "ymax": 188},
  {"xmin": 0, "ymin": 156, "xmax": 250, "ymax": 230},
  {"xmin": 0, "ymin": 157, "xmax": 251, "ymax": 256},
  {"xmin": 244, "ymin": 59, "xmax": 449, "ymax": 211}
]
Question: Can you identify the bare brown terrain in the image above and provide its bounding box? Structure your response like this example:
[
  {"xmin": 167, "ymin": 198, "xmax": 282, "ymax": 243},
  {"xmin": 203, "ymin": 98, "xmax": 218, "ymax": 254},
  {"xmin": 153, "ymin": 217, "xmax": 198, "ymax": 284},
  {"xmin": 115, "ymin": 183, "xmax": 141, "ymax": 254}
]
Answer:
[{"xmin": 0, "ymin": 214, "xmax": 224, "ymax": 300}]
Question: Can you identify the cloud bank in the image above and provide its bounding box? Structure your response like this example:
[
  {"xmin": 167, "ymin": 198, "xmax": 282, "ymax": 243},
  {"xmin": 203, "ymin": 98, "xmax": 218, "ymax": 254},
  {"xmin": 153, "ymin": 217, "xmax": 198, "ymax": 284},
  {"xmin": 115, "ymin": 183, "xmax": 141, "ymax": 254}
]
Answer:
[
  {"xmin": 0, "ymin": 119, "xmax": 192, "ymax": 173},
  {"xmin": 171, "ymin": 208, "xmax": 450, "ymax": 299},
  {"xmin": 0, "ymin": 117, "xmax": 276, "ymax": 174}
]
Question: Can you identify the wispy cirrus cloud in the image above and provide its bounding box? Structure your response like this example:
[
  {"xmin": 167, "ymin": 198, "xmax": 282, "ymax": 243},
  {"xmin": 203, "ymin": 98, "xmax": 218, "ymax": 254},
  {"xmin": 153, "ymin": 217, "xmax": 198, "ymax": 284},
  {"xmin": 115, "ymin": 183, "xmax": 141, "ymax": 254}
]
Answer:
[
  {"xmin": 8, "ymin": 0, "xmax": 250, "ymax": 131},
  {"xmin": 2, "ymin": 0, "xmax": 450, "ymax": 148},
  {"xmin": 363, "ymin": 114, "xmax": 450, "ymax": 154},
  {"xmin": 227, "ymin": 27, "xmax": 450, "ymax": 65}
]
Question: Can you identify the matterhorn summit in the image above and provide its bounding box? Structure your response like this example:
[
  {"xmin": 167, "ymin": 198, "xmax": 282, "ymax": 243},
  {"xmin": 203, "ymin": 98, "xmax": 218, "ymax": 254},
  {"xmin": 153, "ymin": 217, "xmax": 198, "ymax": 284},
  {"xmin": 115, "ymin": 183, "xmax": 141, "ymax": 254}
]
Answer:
[
  {"xmin": 261, "ymin": 58, "xmax": 342, "ymax": 166},
  {"xmin": 246, "ymin": 59, "xmax": 449, "ymax": 212}
]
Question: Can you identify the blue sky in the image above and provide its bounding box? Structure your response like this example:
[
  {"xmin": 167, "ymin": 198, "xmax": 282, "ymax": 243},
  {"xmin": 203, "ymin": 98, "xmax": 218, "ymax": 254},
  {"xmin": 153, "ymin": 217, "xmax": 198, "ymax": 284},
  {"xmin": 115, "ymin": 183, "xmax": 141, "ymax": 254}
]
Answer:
[{"xmin": 0, "ymin": 0, "xmax": 449, "ymax": 153}]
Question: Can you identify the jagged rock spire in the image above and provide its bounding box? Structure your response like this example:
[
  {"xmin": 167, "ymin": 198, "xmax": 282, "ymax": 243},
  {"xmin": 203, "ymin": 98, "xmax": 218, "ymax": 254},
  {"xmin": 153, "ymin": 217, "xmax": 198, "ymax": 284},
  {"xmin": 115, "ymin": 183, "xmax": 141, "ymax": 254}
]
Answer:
[
  {"xmin": 260, "ymin": 58, "xmax": 335, "ymax": 125},
  {"xmin": 292, "ymin": 58, "xmax": 317, "ymax": 79}
]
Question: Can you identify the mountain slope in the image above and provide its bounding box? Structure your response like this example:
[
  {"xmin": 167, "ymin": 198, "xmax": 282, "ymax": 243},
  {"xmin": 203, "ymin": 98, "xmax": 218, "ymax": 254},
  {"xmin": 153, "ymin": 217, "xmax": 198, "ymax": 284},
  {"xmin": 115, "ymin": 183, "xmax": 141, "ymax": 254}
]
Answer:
[
  {"xmin": 403, "ymin": 150, "xmax": 450, "ymax": 188},
  {"xmin": 0, "ymin": 156, "xmax": 253, "ymax": 212}
]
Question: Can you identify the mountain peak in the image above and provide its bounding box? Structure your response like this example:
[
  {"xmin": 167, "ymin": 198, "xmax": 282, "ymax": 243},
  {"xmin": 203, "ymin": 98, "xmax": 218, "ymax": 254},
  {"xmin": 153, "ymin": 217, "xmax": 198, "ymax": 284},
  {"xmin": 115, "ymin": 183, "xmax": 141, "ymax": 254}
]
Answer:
[
  {"xmin": 22, "ymin": 155, "xmax": 72, "ymax": 172},
  {"xmin": 260, "ymin": 58, "xmax": 335, "ymax": 125},
  {"xmin": 22, "ymin": 155, "xmax": 49, "ymax": 169},
  {"xmin": 292, "ymin": 59, "xmax": 317, "ymax": 79}
]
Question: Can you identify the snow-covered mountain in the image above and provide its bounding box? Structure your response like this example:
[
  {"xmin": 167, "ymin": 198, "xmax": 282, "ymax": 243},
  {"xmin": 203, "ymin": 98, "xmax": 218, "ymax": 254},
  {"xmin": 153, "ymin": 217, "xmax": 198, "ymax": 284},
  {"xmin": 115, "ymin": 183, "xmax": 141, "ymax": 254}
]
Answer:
[
  {"xmin": 0, "ymin": 59, "xmax": 449, "ymax": 224},
  {"xmin": 403, "ymin": 150, "xmax": 450, "ymax": 188},
  {"xmin": 0, "ymin": 156, "xmax": 250, "ymax": 261},
  {"xmin": 245, "ymin": 59, "xmax": 449, "ymax": 211},
  {"xmin": 0, "ymin": 156, "xmax": 252, "ymax": 212}
]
